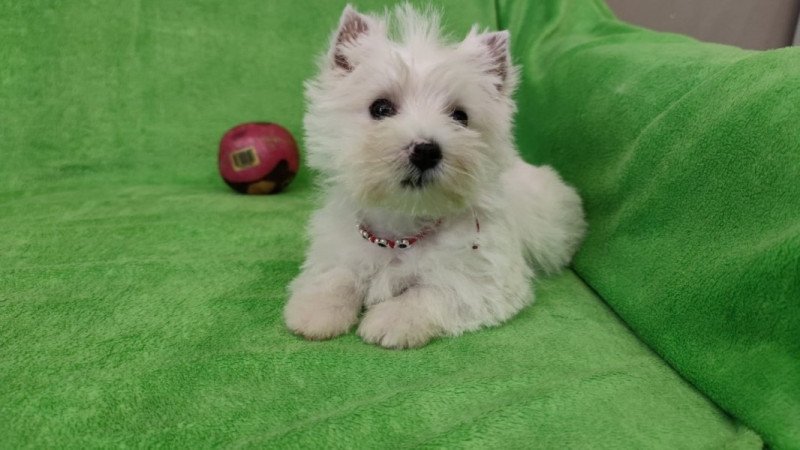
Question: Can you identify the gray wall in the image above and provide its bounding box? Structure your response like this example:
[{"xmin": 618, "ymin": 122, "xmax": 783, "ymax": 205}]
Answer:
[{"xmin": 606, "ymin": 0, "xmax": 800, "ymax": 50}]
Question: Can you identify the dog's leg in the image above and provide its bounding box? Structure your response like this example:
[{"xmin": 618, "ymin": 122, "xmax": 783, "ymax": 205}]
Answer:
[
  {"xmin": 284, "ymin": 267, "xmax": 362, "ymax": 340},
  {"xmin": 357, "ymin": 286, "xmax": 442, "ymax": 349},
  {"xmin": 357, "ymin": 266, "xmax": 531, "ymax": 349}
]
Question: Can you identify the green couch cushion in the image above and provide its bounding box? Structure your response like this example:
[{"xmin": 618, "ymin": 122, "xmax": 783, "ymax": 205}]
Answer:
[
  {"xmin": 498, "ymin": 1, "xmax": 800, "ymax": 448},
  {"xmin": 0, "ymin": 190, "xmax": 762, "ymax": 447},
  {"xmin": 0, "ymin": 0, "xmax": 769, "ymax": 447}
]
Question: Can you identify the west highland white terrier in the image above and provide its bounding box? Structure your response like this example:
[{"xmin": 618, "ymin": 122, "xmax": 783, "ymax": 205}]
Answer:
[{"xmin": 284, "ymin": 4, "xmax": 586, "ymax": 349}]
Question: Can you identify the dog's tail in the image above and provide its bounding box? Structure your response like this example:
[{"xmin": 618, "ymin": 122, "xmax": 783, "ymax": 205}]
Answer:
[{"xmin": 501, "ymin": 159, "xmax": 587, "ymax": 275}]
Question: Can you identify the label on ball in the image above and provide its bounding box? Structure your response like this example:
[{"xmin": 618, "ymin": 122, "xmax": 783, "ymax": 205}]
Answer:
[{"xmin": 230, "ymin": 146, "xmax": 260, "ymax": 172}]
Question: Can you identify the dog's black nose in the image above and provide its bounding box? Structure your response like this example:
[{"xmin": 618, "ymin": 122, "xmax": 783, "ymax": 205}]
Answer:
[{"xmin": 409, "ymin": 142, "xmax": 442, "ymax": 171}]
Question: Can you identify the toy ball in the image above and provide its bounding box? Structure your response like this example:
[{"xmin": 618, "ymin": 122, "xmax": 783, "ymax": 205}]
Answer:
[{"xmin": 218, "ymin": 122, "xmax": 300, "ymax": 195}]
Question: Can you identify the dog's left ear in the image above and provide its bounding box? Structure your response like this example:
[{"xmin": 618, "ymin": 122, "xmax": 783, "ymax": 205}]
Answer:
[
  {"xmin": 463, "ymin": 29, "xmax": 513, "ymax": 93},
  {"xmin": 329, "ymin": 5, "xmax": 375, "ymax": 73}
]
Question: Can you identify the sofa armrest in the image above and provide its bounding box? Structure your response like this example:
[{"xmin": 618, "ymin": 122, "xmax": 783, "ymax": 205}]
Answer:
[{"xmin": 499, "ymin": 1, "xmax": 800, "ymax": 447}]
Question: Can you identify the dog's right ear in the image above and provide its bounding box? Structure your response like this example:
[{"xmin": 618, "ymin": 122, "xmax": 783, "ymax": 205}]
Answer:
[{"xmin": 329, "ymin": 5, "xmax": 374, "ymax": 72}]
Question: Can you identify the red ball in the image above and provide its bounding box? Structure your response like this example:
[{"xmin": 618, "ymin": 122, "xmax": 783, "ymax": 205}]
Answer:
[{"xmin": 218, "ymin": 122, "xmax": 300, "ymax": 194}]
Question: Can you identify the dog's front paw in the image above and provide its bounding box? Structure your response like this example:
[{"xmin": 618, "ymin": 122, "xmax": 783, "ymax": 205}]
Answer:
[
  {"xmin": 284, "ymin": 290, "xmax": 360, "ymax": 341},
  {"xmin": 357, "ymin": 300, "xmax": 438, "ymax": 349}
]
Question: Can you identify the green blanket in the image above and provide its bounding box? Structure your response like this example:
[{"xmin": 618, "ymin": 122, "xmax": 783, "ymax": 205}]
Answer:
[
  {"xmin": 499, "ymin": 1, "xmax": 800, "ymax": 448},
  {"xmin": 0, "ymin": 0, "xmax": 795, "ymax": 447}
]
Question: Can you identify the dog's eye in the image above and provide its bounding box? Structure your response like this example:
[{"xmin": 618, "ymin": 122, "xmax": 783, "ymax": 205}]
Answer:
[
  {"xmin": 451, "ymin": 109, "xmax": 468, "ymax": 126},
  {"xmin": 369, "ymin": 98, "xmax": 397, "ymax": 119}
]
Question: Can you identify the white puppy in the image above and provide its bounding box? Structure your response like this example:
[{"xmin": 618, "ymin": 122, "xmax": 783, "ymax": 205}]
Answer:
[{"xmin": 284, "ymin": 4, "xmax": 586, "ymax": 349}]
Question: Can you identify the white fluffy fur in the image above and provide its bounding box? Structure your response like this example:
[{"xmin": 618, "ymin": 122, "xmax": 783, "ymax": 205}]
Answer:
[{"xmin": 284, "ymin": 4, "xmax": 586, "ymax": 349}]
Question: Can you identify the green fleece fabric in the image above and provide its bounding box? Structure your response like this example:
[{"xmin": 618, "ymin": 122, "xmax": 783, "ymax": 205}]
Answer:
[
  {"xmin": 0, "ymin": 0, "xmax": 778, "ymax": 447},
  {"xmin": 498, "ymin": 1, "xmax": 800, "ymax": 448}
]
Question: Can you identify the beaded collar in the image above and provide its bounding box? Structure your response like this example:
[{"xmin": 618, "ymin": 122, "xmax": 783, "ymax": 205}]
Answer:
[
  {"xmin": 357, "ymin": 216, "xmax": 481, "ymax": 250},
  {"xmin": 357, "ymin": 219, "xmax": 442, "ymax": 249}
]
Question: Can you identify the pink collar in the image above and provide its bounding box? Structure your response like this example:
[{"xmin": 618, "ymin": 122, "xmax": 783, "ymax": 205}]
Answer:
[
  {"xmin": 357, "ymin": 216, "xmax": 481, "ymax": 250},
  {"xmin": 358, "ymin": 219, "xmax": 442, "ymax": 249}
]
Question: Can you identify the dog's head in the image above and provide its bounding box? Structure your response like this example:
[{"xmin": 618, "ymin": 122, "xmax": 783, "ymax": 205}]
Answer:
[{"xmin": 304, "ymin": 4, "xmax": 518, "ymax": 216}]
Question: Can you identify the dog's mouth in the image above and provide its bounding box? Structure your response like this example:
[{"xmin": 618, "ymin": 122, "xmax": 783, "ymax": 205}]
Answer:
[
  {"xmin": 401, "ymin": 176, "xmax": 426, "ymax": 189},
  {"xmin": 401, "ymin": 170, "xmax": 438, "ymax": 189}
]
